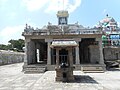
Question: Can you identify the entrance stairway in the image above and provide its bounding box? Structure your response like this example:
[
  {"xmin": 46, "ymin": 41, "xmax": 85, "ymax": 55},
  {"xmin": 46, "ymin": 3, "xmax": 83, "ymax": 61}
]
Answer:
[
  {"xmin": 81, "ymin": 64, "xmax": 106, "ymax": 73},
  {"xmin": 23, "ymin": 64, "xmax": 46, "ymax": 73}
]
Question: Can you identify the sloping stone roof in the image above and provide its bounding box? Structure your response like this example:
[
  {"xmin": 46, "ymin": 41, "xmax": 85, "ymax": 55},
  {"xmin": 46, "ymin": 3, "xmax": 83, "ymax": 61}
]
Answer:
[{"xmin": 51, "ymin": 39, "xmax": 78, "ymax": 47}]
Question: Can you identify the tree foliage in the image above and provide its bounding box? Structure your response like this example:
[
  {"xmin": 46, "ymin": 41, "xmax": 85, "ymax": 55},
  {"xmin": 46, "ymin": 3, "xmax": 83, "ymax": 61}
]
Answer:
[
  {"xmin": 0, "ymin": 44, "xmax": 8, "ymax": 50},
  {"xmin": 0, "ymin": 39, "xmax": 25, "ymax": 52}
]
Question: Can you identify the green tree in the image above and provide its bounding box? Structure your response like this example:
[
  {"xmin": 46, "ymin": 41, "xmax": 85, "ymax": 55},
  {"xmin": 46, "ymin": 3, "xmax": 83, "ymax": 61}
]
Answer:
[
  {"xmin": 0, "ymin": 39, "xmax": 25, "ymax": 52},
  {"xmin": 8, "ymin": 39, "xmax": 25, "ymax": 51},
  {"xmin": 0, "ymin": 44, "xmax": 8, "ymax": 50}
]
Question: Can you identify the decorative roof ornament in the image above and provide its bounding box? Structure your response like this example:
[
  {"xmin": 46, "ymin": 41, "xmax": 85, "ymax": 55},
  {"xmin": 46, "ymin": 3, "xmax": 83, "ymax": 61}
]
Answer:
[
  {"xmin": 97, "ymin": 14, "xmax": 118, "ymax": 28},
  {"xmin": 57, "ymin": 10, "xmax": 69, "ymax": 17},
  {"xmin": 106, "ymin": 14, "xmax": 109, "ymax": 17},
  {"xmin": 57, "ymin": 10, "xmax": 69, "ymax": 25}
]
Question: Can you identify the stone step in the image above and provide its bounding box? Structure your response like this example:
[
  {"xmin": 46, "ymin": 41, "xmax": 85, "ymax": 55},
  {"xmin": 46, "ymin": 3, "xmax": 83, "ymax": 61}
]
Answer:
[
  {"xmin": 83, "ymin": 71, "xmax": 104, "ymax": 73},
  {"xmin": 25, "ymin": 68, "xmax": 45, "ymax": 70},
  {"xmin": 81, "ymin": 65, "xmax": 105, "ymax": 73},
  {"xmin": 24, "ymin": 67, "xmax": 46, "ymax": 73},
  {"xmin": 24, "ymin": 65, "xmax": 46, "ymax": 68}
]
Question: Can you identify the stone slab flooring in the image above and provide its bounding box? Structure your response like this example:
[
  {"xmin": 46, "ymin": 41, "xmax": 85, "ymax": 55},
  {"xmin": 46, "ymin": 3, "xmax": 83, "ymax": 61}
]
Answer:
[{"xmin": 0, "ymin": 63, "xmax": 120, "ymax": 90}]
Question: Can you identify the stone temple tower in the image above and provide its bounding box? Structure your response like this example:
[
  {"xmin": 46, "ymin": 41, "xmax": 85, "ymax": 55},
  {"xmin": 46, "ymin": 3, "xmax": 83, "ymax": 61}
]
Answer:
[{"xmin": 57, "ymin": 10, "xmax": 69, "ymax": 25}]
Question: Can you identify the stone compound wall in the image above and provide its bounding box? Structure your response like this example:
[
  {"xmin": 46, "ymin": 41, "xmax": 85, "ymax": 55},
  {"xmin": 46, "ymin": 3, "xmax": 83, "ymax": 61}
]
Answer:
[
  {"xmin": 0, "ymin": 50, "xmax": 24, "ymax": 65},
  {"xmin": 0, "ymin": 48, "xmax": 119, "ymax": 66},
  {"xmin": 103, "ymin": 47, "xmax": 120, "ymax": 61}
]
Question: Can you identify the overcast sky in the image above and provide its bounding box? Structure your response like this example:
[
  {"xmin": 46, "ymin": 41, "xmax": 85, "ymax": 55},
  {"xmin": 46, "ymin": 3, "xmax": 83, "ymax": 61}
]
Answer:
[{"xmin": 0, "ymin": 0, "xmax": 120, "ymax": 44}]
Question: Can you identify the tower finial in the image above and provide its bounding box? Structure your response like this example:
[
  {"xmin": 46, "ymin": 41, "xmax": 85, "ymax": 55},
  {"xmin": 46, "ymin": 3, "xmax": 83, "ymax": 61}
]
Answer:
[{"xmin": 106, "ymin": 14, "xmax": 108, "ymax": 17}]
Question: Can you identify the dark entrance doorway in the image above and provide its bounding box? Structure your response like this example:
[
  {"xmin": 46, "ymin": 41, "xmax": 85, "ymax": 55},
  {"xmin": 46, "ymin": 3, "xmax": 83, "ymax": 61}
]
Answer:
[
  {"xmin": 59, "ymin": 49, "xmax": 68, "ymax": 64},
  {"xmin": 79, "ymin": 38, "xmax": 95, "ymax": 64},
  {"xmin": 34, "ymin": 39, "xmax": 47, "ymax": 64}
]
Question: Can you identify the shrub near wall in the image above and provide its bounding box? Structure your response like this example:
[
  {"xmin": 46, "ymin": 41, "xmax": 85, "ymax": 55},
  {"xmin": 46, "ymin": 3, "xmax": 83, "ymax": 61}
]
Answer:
[{"xmin": 0, "ymin": 50, "xmax": 24, "ymax": 65}]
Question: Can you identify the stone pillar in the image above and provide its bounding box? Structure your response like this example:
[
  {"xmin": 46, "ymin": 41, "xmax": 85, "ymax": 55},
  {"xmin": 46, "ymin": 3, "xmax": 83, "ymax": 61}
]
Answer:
[
  {"xmin": 96, "ymin": 38, "xmax": 104, "ymax": 64},
  {"xmin": 25, "ymin": 39, "xmax": 34, "ymax": 65},
  {"xmin": 68, "ymin": 48, "xmax": 73, "ymax": 67},
  {"xmin": 24, "ymin": 39, "xmax": 29, "ymax": 65},
  {"xmin": 74, "ymin": 38, "xmax": 81, "ymax": 65},
  {"xmin": 47, "ymin": 42, "xmax": 51, "ymax": 65},
  {"xmin": 99, "ymin": 39, "xmax": 104, "ymax": 64},
  {"xmin": 75, "ymin": 43, "xmax": 80, "ymax": 64},
  {"xmin": 28, "ymin": 40, "xmax": 36, "ymax": 64},
  {"xmin": 33, "ymin": 41, "xmax": 36, "ymax": 63},
  {"xmin": 45, "ymin": 39, "xmax": 53, "ymax": 65},
  {"xmin": 56, "ymin": 48, "xmax": 59, "ymax": 68}
]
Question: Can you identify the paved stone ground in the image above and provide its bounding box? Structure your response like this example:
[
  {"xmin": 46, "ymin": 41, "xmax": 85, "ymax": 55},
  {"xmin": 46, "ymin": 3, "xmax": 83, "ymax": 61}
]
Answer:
[{"xmin": 0, "ymin": 63, "xmax": 120, "ymax": 90}]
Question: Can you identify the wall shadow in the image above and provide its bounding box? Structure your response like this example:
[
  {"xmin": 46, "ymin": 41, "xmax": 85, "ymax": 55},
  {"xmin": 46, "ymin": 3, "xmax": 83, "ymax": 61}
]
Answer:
[{"xmin": 74, "ymin": 75, "xmax": 98, "ymax": 84}]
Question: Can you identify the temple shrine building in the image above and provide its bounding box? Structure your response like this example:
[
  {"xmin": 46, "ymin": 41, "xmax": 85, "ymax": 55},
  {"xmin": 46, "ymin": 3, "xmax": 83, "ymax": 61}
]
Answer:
[
  {"xmin": 22, "ymin": 11, "xmax": 106, "ymax": 73},
  {"xmin": 97, "ymin": 14, "xmax": 120, "ymax": 47}
]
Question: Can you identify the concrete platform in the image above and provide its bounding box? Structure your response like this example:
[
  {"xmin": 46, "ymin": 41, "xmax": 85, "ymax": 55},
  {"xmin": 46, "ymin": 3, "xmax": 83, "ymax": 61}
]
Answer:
[{"xmin": 0, "ymin": 63, "xmax": 120, "ymax": 90}]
